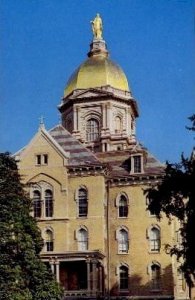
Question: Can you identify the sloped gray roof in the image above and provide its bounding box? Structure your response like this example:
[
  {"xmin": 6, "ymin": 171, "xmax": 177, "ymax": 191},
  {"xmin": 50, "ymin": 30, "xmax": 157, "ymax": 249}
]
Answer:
[
  {"xmin": 49, "ymin": 125, "xmax": 101, "ymax": 166},
  {"xmin": 96, "ymin": 146, "xmax": 164, "ymax": 178},
  {"xmin": 50, "ymin": 125, "xmax": 164, "ymax": 177}
]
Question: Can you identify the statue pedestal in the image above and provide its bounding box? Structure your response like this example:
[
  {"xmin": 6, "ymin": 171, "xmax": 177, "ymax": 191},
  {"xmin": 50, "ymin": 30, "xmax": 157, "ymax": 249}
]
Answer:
[{"xmin": 88, "ymin": 39, "xmax": 108, "ymax": 58}]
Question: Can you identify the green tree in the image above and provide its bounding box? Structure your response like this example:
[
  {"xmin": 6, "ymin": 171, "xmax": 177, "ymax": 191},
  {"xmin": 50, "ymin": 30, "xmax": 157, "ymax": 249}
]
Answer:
[
  {"xmin": 145, "ymin": 116, "xmax": 195, "ymax": 285},
  {"xmin": 0, "ymin": 153, "xmax": 63, "ymax": 300}
]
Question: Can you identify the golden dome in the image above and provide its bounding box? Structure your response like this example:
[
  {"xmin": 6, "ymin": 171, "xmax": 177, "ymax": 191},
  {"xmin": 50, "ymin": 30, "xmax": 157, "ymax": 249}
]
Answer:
[{"xmin": 64, "ymin": 40, "xmax": 129, "ymax": 97}]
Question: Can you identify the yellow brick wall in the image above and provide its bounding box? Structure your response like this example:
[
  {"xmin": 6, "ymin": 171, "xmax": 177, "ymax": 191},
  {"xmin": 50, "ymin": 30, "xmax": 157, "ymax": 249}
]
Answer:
[
  {"xmin": 108, "ymin": 184, "xmax": 174, "ymax": 296},
  {"xmin": 17, "ymin": 128, "xmax": 175, "ymax": 297}
]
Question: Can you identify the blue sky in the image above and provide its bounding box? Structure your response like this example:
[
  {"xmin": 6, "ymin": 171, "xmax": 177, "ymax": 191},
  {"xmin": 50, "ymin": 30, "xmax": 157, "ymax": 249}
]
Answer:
[{"xmin": 1, "ymin": 0, "xmax": 195, "ymax": 162}]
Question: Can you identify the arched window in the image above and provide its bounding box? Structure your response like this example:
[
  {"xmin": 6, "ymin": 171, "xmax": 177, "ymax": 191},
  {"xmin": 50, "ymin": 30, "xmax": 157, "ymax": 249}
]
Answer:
[
  {"xmin": 119, "ymin": 266, "xmax": 129, "ymax": 290},
  {"xmin": 115, "ymin": 116, "xmax": 122, "ymax": 133},
  {"xmin": 86, "ymin": 118, "xmax": 100, "ymax": 142},
  {"xmin": 119, "ymin": 195, "xmax": 128, "ymax": 218},
  {"xmin": 118, "ymin": 229, "xmax": 129, "ymax": 253},
  {"xmin": 45, "ymin": 229, "xmax": 53, "ymax": 252},
  {"xmin": 148, "ymin": 226, "xmax": 160, "ymax": 252},
  {"xmin": 78, "ymin": 188, "xmax": 88, "ymax": 217},
  {"xmin": 33, "ymin": 190, "xmax": 41, "ymax": 218},
  {"xmin": 150, "ymin": 263, "xmax": 161, "ymax": 290},
  {"xmin": 78, "ymin": 228, "xmax": 88, "ymax": 250},
  {"xmin": 45, "ymin": 190, "xmax": 53, "ymax": 217}
]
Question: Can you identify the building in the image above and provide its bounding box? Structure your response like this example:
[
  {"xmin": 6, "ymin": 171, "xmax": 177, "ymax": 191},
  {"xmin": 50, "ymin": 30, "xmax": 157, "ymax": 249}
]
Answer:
[{"xmin": 15, "ymin": 15, "xmax": 189, "ymax": 300}]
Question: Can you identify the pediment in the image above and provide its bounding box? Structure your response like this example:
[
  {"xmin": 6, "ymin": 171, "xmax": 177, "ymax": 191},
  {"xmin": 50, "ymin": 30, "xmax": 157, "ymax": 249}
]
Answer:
[{"xmin": 69, "ymin": 88, "xmax": 111, "ymax": 99}]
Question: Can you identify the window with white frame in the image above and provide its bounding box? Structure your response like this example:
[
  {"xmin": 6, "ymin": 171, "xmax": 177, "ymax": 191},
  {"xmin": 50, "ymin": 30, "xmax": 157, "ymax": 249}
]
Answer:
[
  {"xmin": 78, "ymin": 188, "xmax": 88, "ymax": 217},
  {"xmin": 31, "ymin": 182, "xmax": 54, "ymax": 219},
  {"xmin": 119, "ymin": 265, "xmax": 129, "ymax": 290},
  {"xmin": 148, "ymin": 226, "xmax": 160, "ymax": 252},
  {"xmin": 45, "ymin": 229, "xmax": 54, "ymax": 252},
  {"xmin": 117, "ymin": 228, "xmax": 129, "ymax": 253},
  {"xmin": 86, "ymin": 118, "xmax": 100, "ymax": 142},
  {"xmin": 33, "ymin": 190, "xmax": 42, "ymax": 218},
  {"xmin": 133, "ymin": 155, "xmax": 142, "ymax": 173},
  {"xmin": 77, "ymin": 228, "xmax": 88, "ymax": 250},
  {"xmin": 45, "ymin": 190, "xmax": 53, "ymax": 217},
  {"xmin": 149, "ymin": 263, "xmax": 161, "ymax": 290}
]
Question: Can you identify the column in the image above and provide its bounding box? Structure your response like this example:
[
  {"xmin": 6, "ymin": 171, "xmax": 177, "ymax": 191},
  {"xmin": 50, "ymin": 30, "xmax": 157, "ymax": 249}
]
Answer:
[
  {"xmin": 86, "ymin": 259, "xmax": 91, "ymax": 292},
  {"xmin": 73, "ymin": 107, "xmax": 77, "ymax": 132},
  {"xmin": 106, "ymin": 102, "xmax": 112, "ymax": 133},
  {"xmin": 99, "ymin": 265, "xmax": 103, "ymax": 294},
  {"xmin": 55, "ymin": 261, "xmax": 60, "ymax": 283},
  {"xmin": 49, "ymin": 259, "xmax": 55, "ymax": 274},
  {"xmin": 92, "ymin": 259, "xmax": 97, "ymax": 292},
  {"xmin": 126, "ymin": 107, "xmax": 130, "ymax": 136},
  {"xmin": 76, "ymin": 107, "xmax": 80, "ymax": 132},
  {"xmin": 102, "ymin": 103, "xmax": 106, "ymax": 129}
]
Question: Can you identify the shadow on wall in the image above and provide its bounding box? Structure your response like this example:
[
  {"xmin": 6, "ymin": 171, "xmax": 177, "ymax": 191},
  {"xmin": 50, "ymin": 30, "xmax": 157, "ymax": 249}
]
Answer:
[{"xmin": 109, "ymin": 264, "xmax": 174, "ymax": 297}]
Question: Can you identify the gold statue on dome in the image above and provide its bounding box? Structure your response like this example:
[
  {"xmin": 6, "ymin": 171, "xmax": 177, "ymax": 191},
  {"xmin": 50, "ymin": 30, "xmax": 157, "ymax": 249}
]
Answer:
[{"xmin": 91, "ymin": 13, "xmax": 103, "ymax": 39}]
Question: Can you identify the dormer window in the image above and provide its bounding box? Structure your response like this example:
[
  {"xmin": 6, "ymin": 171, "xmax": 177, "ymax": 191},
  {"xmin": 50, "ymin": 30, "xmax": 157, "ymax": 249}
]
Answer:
[
  {"xmin": 131, "ymin": 155, "xmax": 143, "ymax": 174},
  {"xmin": 134, "ymin": 155, "xmax": 141, "ymax": 173}
]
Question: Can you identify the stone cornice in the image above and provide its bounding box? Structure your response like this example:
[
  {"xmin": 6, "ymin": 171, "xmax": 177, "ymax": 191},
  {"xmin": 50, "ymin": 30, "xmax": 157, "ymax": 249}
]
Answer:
[
  {"xmin": 107, "ymin": 173, "xmax": 163, "ymax": 187},
  {"xmin": 67, "ymin": 164, "xmax": 107, "ymax": 177}
]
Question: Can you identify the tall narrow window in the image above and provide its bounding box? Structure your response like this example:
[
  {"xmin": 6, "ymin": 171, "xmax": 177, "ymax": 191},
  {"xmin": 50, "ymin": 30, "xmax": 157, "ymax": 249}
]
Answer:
[
  {"xmin": 78, "ymin": 228, "xmax": 88, "ymax": 250},
  {"xmin": 36, "ymin": 155, "xmax": 41, "ymax": 165},
  {"xmin": 118, "ymin": 229, "xmax": 129, "ymax": 253},
  {"xmin": 45, "ymin": 229, "xmax": 53, "ymax": 251},
  {"xmin": 119, "ymin": 195, "xmax": 128, "ymax": 218},
  {"xmin": 149, "ymin": 227, "xmax": 160, "ymax": 252},
  {"xmin": 86, "ymin": 118, "xmax": 99, "ymax": 142},
  {"xmin": 33, "ymin": 190, "xmax": 41, "ymax": 218},
  {"xmin": 78, "ymin": 188, "xmax": 88, "ymax": 217},
  {"xmin": 45, "ymin": 190, "xmax": 53, "ymax": 217},
  {"xmin": 151, "ymin": 264, "xmax": 161, "ymax": 290},
  {"xmin": 43, "ymin": 154, "xmax": 48, "ymax": 165},
  {"xmin": 119, "ymin": 266, "xmax": 129, "ymax": 290},
  {"xmin": 133, "ymin": 155, "xmax": 142, "ymax": 173},
  {"xmin": 147, "ymin": 198, "xmax": 157, "ymax": 216}
]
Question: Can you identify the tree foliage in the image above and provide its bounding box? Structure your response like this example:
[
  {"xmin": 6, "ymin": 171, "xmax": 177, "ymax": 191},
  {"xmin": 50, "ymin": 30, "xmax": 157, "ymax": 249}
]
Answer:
[
  {"xmin": 145, "ymin": 116, "xmax": 195, "ymax": 285},
  {"xmin": 0, "ymin": 153, "xmax": 63, "ymax": 300}
]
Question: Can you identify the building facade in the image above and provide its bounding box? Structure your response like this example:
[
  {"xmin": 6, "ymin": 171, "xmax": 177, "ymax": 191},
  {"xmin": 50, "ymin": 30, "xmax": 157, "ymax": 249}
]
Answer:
[{"xmin": 15, "ymin": 15, "xmax": 189, "ymax": 300}]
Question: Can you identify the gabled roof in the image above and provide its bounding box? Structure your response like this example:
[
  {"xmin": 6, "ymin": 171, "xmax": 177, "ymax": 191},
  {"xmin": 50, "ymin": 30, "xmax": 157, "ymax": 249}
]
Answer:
[
  {"xmin": 49, "ymin": 125, "xmax": 101, "ymax": 166},
  {"xmin": 14, "ymin": 124, "xmax": 69, "ymax": 161}
]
